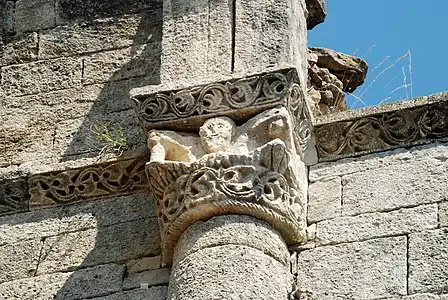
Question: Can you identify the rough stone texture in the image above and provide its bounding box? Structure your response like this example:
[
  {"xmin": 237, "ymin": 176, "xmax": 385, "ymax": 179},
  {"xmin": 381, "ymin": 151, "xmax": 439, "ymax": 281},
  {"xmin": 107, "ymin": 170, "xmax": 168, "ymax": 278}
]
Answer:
[
  {"xmin": 168, "ymin": 244, "xmax": 292, "ymax": 300},
  {"xmin": 173, "ymin": 215, "xmax": 290, "ymax": 266},
  {"xmin": 342, "ymin": 157, "xmax": 448, "ymax": 216},
  {"xmin": 0, "ymin": 193, "xmax": 155, "ymax": 245},
  {"xmin": 305, "ymin": 0, "xmax": 327, "ymax": 29},
  {"xmin": 308, "ymin": 177, "xmax": 341, "ymax": 223},
  {"xmin": 0, "ymin": 177, "xmax": 29, "ymax": 215},
  {"xmin": 0, "ymin": 264, "xmax": 125, "ymax": 300},
  {"xmin": 15, "ymin": 0, "xmax": 56, "ymax": 33},
  {"xmin": 296, "ymin": 236, "xmax": 407, "ymax": 299},
  {"xmin": 0, "ymin": 32, "xmax": 38, "ymax": 66},
  {"xmin": 36, "ymin": 217, "xmax": 160, "ymax": 275},
  {"xmin": 123, "ymin": 267, "xmax": 170, "ymax": 290},
  {"xmin": 1, "ymin": 57, "xmax": 82, "ymax": 96},
  {"xmin": 409, "ymin": 228, "xmax": 448, "ymax": 294},
  {"xmin": 316, "ymin": 204, "xmax": 438, "ymax": 245},
  {"xmin": 91, "ymin": 286, "xmax": 168, "ymax": 300},
  {"xmin": 126, "ymin": 255, "xmax": 162, "ymax": 274},
  {"xmin": 0, "ymin": 239, "xmax": 41, "ymax": 283},
  {"xmin": 386, "ymin": 294, "xmax": 448, "ymax": 300},
  {"xmin": 39, "ymin": 12, "xmax": 162, "ymax": 59},
  {"xmin": 440, "ymin": 202, "xmax": 448, "ymax": 227}
]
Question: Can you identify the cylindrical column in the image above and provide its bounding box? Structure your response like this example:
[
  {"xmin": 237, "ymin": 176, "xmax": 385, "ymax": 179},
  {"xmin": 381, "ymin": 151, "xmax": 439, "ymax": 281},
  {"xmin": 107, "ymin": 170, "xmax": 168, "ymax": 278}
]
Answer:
[{"xmin": 167, "ymin": 215, "xmax": 292, "ymax": 300}]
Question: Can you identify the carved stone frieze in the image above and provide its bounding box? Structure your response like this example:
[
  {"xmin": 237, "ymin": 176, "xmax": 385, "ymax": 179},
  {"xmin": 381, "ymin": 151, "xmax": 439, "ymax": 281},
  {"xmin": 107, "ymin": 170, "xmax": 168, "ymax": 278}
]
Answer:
[
  {"xmin": 315, "ymin": 99, "xmax": 448, "ymax": 161},
  {"xmin": 28, "ymin": 155, "xmax": 150, "ymax": 209},
  {"xmin": 145, "ymin": 108, "xmax": 308, "ymax": 265},
  {"xmin": 134, "ymin": 68, "xmax": 312, "ymax": 154}
]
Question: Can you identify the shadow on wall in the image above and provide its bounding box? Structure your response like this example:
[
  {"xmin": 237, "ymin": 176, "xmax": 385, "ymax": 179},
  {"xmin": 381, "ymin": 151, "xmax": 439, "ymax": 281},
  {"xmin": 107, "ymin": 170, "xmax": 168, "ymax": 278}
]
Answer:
[{"xmin": 58, "ymin": 0, "xmax": 163, "ymax": 161}]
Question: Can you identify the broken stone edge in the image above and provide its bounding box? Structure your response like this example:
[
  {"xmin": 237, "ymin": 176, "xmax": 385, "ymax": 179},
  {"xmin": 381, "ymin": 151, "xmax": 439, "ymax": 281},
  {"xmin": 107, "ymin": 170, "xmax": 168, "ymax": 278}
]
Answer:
[{"xmin": 314, "ymin": 92, "xmax": 448, "ymax": 162}]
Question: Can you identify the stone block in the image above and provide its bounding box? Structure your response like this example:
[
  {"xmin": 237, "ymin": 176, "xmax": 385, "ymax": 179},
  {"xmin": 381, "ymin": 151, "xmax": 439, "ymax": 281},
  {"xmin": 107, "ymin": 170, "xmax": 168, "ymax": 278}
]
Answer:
[
  {"xmin": 56, "ymin": 0, "xmax": 161, "ymax": 22},
  {"xmin": 0, "ymin": 1, "xmax": 14, "ymax": 34},
  {"xmin": 296, "ymin": 236, "xmax": 407, "ymax": 299},
  {"xmin": 36, "ymin": 217, "xmax": 160, "ymax": 274},
  {"xmin": 308, "ymin": 177, "xmax": 341, "ymax": 223},
  {"xmin": 90, "ymin": 286, "xmax": 168, "ymax": 300},
  {"xmin": 0, "ymin": 32, "xmax": 38, "ymax": 66},
  {"xmin": 316, "ymin": 204, "xmax": 438, "ymax": 245},
  {"xmin": 0, "ymin": 177, "xmax": 29, "ymax": 216},
  {"xmin": 1, "ymin": 58, "xmax": 82, "ymax": 96},
  {"xmin": 385, "ymin": 294, "xmax": 444, "ymax": 300},
  {"xmin": 440, "ymin": 202, "xmax": 448, "ymax": 227},
  {"xmin": 409, "ymin": 228, "xmax": 448, "ymax": 294},
  {"xmin": 15, "ymin": 0, "xmax": 56, "ymax": 33},
  {"xmin": 82, "ymin": 43, "xmax": 161, "ymax": 85},
  {"xmin": 309, "ymin": 142, "xmax": 448, "ymax": 182},
  {"xmin": 123, "ymin": 268, "xmax": 170, "ymax": 290},
  {"xmin": 39, "ymin": 12, "xmax": 162, "ymax": 59},
  {"xmin": 342, "ymin": 155, "xmax": 448, "ymax": 216},
  {"xmin": 0, "ymin": 264, "xmax": 124, "ymax": 300},
  {"xmin": 126, "ymin": 255, "xmax": 162, "ymax": 274},
  {"xmin": 0, "ymin": 239, "xmax": 41, "ymax": 283},
  {"xmin": 306, "ymin": 0, "xmax": 327, "ymax": 29},
  {"xmin": 0, "ymin": 193, "xmax": 155, "ymax": 245}
]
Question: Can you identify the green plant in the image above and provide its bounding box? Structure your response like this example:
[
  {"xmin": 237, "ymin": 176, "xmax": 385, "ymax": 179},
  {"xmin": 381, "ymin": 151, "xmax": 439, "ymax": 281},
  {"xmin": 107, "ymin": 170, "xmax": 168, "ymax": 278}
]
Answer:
[{"xmin": 91, "ymin": 121, "xmax": 127, "ymax": 156}]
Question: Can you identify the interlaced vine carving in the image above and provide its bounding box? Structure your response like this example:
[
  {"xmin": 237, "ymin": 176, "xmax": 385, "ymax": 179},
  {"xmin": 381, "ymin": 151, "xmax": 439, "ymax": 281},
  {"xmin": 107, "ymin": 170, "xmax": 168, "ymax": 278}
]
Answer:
[
  {"xmin": 28, "ymin": 155, "xmax": 150, "ymax": 209},
  {"xmin": 315, "ymin": 101, "xmax": 448, "ymax": 161}
]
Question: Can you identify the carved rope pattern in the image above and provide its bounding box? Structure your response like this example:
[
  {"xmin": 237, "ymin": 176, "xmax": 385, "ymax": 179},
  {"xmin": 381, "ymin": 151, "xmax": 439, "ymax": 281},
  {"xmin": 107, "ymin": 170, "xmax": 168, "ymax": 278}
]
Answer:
[
  {"xmin": 315, "ymin": 101, "xmax": 448, "ymax": 161},
  {"xmin": 28, "ymin": 155, "xmax": 150, "ymax": 209}
]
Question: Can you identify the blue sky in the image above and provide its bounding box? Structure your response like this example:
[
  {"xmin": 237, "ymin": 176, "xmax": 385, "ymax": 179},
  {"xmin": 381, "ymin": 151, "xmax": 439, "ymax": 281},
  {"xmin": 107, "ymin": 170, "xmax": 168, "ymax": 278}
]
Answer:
[{"xmin": 308, "ymin": 0, "xmax": 448, "ymax": 108}]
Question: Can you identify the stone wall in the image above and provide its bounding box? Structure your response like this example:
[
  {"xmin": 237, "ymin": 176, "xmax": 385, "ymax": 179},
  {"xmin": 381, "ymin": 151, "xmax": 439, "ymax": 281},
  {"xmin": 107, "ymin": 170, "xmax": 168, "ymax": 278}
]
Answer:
[{"xmin": 296, "ymin": 142, "xmax": 448, "ymax": 299}]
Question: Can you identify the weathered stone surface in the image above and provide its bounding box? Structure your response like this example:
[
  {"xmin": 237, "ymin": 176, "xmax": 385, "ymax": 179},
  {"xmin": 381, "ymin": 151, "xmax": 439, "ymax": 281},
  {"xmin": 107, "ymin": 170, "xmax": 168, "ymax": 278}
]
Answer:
[
  {"xmin": 1, "ymin": 58, "xmax": 82, "ymax": 96},
  {"xmin": 305, "ymin": 0, "xmax": 327, "ymax": 29},
  {"xmin": 173, "ymin": 215, "xmax": 290, "ymax": 267},
  {"xmin": 39, "ymin": 12, "xmax": 162, "ymax": 59},
  {"xmin": 409, "ymin": 228, "xmax": 448, "ymax": 294},
  {"xmin": 123, "ymin": 267, "xmax": 170, "ymax": 290},
  {"xmin": 56, "ymin": 0, "xmax": 161, "ymax": 22},
  {"xmin": 0, "ymin": 193, "xmax": 155, "ymax": 245},
  {"xmin": 160, "ymin": 0, "xmax": 232, "ymax": 87},
  {"xmin": 386, "ymin": 294, "xmax": 446, "ymax": 300},
  {"xmin": 308, "ymin": 177, "xmax": 341, "ymax": 223},
  {"xmin": 82, "ymin": 43, "xmax": 161, "ymax": 85},
  {"xmin": 15, "ymin": 0, "xmax": 56, "ymax": 33},
  {"xmin": 296, "ymin": 236, "xmax": 407, "ymax": 299},
  {"xmin": 316, "ymin": 204, "xmax": 438, "ymax": 245},
  {"xmin": 169, "ymin": 244, "xmax": 292, "ymax": 300},
  {"xmin": 91, "ymin": 286, "xmax": 168, "ymax": 300},
  {"xmin": 0, "ymin": 32, "xmax": 38, "ymax": 66},
  {"xmin": 0, "ymin": 1, "xmax": 14, "ymax": 35},
  {"xmin": 315, "ymin": 92, "xmax": 448, "ymax": 161},
  {"xmin": 36, "ymin": 217, "xmax": 160, "ymax": 274},
  {"xmin": 0, "ymin": 264, "xmax": 124, "ymax": 300},
  {"xmin": 342, "ymin": 158, "xmax": 448, "ymax": 216},
  {"xmin": 234, "ymin": 0, "xmax": 308, "ymax": 85},
  {"xmin": 440, "ymin": 202, "xmax": 448, "ymax": 227},
  {"xmin": 0, "ymin": 177, "xmax": 29, "ymax": 216},
  {"xmin": 309, "ymin": 142, "xmax": 448, "ymax": 182},
  {"xmin": 126, "ymin": 255, "xmax": 162, "ymax": 274},
  {"xmin": 0, "ymin": 239, "xmax": 41, "ymax": 283}
]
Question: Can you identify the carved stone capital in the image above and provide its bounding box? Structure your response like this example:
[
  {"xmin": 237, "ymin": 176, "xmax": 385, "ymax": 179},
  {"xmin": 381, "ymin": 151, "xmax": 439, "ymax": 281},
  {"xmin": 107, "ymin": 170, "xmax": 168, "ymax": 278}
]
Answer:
[{"xmin": 147, "ymin": 141, "xmax": 306, "ymax": 265}]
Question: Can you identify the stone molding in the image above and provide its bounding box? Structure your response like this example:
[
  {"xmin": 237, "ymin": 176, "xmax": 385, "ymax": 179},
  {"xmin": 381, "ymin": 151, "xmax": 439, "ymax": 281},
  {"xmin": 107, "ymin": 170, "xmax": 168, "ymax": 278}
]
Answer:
[
  {"xmin": 28, "ymin": 155, "xmax": 150, "ymax": 209},
  {"xmin": 133, "ymin": 68, "xmax": 312, "ymax": 154},
  {"xmin": 146, "ymin": 141, "xmax": 306, "ymax": 265},
  {"xmin": 315, "ymin": 93, "xmax": 448, "ymax": 161}
]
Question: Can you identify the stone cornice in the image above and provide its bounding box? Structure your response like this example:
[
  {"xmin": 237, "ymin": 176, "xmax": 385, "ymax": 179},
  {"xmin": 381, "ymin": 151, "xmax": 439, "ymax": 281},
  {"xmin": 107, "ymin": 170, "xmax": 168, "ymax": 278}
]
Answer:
[{"xmin": 314, "ymin": 92, "xmax": 448, "ymax": 161}]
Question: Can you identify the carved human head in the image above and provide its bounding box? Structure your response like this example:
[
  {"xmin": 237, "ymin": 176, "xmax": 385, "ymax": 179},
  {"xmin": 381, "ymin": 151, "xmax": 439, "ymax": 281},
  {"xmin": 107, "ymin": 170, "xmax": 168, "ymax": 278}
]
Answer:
[{"xmin": 199, "ymin": 116, "xmax": 236, "ymax": 153}]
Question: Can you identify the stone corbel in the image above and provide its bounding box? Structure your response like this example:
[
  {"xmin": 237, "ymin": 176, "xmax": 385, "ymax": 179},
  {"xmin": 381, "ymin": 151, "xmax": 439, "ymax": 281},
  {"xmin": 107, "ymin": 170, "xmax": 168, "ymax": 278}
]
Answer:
[{"xmin": 133, "ymin": 68, "xmax": 314, "ymax": 265}]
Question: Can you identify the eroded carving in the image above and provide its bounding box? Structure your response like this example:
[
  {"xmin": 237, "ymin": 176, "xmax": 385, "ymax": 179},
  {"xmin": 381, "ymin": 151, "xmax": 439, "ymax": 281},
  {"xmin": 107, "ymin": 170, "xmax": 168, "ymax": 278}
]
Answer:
[
  {"xmin": 146, "ymin": 108, "xmax": 307, "ymax": 265},
  {"xmin": 28, "ymin": 155, "xmax": 150, "ymax": 209},
  {"xmin": 315, "ymin": 101, "xmax": 448, "ymax": 161}
]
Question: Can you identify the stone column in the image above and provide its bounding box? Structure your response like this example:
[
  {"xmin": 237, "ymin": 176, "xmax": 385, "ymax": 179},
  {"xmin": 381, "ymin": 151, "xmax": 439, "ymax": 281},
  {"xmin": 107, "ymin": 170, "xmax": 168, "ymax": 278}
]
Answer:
[{"xmin": 131, "ymin": 0, "xmax": 317, "ymax": 299}]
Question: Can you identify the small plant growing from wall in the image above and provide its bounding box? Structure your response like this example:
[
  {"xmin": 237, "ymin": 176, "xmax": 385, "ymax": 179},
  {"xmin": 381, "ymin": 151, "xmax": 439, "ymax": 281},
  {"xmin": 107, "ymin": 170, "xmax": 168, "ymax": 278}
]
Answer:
[{"xmin": 91, "ymin": 121, "xmax": 127, "ymax": 157}]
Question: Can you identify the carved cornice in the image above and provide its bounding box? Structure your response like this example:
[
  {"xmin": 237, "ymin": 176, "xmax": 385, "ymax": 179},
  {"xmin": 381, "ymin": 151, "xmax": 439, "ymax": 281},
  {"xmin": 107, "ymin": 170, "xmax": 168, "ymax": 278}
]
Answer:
[
  {"xmin": 28, "ymin": 155, "xmax": 150, "ymax": 209},
  {"xmin": 133, "ymin": 68, "xmax": 312, "ymax": 154},
  {"xmin": 147, "ymin": 141, "xmax": 306, "ymax": 265},
  {"xmin": 315, "ymin": 97, "xmax": 448, "ymax": 161}
]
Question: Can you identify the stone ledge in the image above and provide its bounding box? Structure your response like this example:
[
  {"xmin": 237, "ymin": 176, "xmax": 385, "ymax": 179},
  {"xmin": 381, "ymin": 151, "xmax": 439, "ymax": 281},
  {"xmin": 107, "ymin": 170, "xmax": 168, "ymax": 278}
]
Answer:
[{"xmin": 314, "ymin": 92, "xmax": 448, "ymax": 162}]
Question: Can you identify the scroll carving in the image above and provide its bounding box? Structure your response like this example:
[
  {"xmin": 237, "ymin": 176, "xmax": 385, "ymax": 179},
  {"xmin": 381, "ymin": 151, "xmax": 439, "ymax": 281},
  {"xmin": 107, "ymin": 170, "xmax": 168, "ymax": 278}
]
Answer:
[
  {"xmin": 28, "ymin": 155, "xmax": 150, "ymax": 209},
  {"xmin": 145, "ymin": 108, "xmax": 307, "ymax": 265},
  {"xmin": 315, "ymin": 100, "xmax": 448, "ymax": 161}
]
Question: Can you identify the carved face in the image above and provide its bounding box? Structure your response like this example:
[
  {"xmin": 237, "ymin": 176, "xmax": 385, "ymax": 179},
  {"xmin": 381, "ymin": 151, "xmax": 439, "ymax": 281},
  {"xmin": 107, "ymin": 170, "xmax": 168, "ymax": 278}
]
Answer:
[{"xmin": 199, "ymin": 117, "xmax": 236, "ymax": 153}]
